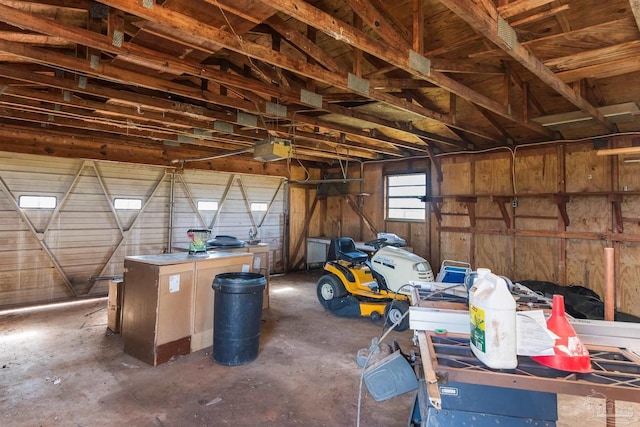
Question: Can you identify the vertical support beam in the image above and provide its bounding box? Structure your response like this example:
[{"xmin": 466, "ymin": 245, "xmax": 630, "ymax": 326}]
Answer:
[
  {"xmin": 86, "ymin": 5, "xmax": 104, "ymax": 60},
  {"xmin": 557, "ymin": 144, "xmax": 567, "ymax": 284},
  {"xmin": 167, "ymin": 171, "xmax": 175, "ymax": 253},
  {"xmin": 413, "ymin": 0, "xmax": 424, "ymax": 54},
  {"xmin": 108, "ymin": 7, "xmax": 124, "ymax": 41},
  {"xmin": 424, "ymin": 197, "xmax": 443, "ymax": 223},
  {"xmin": 290, "ymin": 196, "xmax": 319, "ymax": 270},
  {"xmin": 609, "ymin": 194, "xmax": 624, "ymax": 233}
]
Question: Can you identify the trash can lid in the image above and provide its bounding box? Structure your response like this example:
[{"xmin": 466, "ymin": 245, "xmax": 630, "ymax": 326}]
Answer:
[{"xmin": 212, "ymin": 272, "xmax": 266, "ymax": 294}]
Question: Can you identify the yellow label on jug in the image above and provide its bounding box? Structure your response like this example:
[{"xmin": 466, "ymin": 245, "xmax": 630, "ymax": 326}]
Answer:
[{"xmin": 469, "ymin": 303, "xmax": 486, "ymax": 352}]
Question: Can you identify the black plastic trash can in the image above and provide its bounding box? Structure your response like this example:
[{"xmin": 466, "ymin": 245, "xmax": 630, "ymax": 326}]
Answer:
[{"xmin": 211, "ymin": 272, "xmax": 266, "ymax": 366}]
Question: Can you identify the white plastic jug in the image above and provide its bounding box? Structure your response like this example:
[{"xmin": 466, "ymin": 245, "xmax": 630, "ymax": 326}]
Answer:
[{"xmin": 468, "ymin": 268, "xmax": 517, "ymax": 369}]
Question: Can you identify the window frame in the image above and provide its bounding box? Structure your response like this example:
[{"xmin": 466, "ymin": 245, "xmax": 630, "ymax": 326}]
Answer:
[
  {"xmin": 385, "ymin": 172, "xmax": 427, "ymax": 222},
  {"xmin": 113, "ymin": 198, "xmax": 142, "ymax": 210},
  {"xmin": 250, "ymin": 202, "xmax": 268, "ymax": 212},
  {"xmin": 18, "ymin": 195, "xmax": 57, "ymax": 209},
  {"xmin": 197, "ymin": 200, "xmax": 219, "ymax": 211}
]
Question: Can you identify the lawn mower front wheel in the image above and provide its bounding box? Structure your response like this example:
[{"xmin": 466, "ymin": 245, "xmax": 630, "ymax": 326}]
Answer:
[{"xmin": 316, "ymin": 274, "xmax": 348, "ymax": 308}]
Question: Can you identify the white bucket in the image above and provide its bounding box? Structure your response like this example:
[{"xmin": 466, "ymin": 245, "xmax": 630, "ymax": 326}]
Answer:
[{"xmin": 469, "ymin": 268, "xmax": 517, "ymax": 369}]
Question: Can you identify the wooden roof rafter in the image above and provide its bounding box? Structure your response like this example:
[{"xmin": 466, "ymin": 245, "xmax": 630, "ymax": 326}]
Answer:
[{"xmin": 439, "ymin": 0, "xmax": 614, "ymax": 132}]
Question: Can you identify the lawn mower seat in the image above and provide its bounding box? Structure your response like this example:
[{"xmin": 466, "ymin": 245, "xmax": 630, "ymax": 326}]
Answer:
[{"xmin": 328, "ymin": 238, "xmax": 369, "ymax": 265}]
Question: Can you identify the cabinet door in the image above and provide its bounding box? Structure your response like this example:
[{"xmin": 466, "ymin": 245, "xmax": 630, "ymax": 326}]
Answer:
[{"xmin": 156, "ymin": 264, "xmax": 194, "ymax": 346}]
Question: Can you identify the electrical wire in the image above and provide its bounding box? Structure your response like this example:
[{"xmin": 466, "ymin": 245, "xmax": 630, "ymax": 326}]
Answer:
[{"xmin": 211, "ymin": 0, "xmax": 269, "ymax": 82}]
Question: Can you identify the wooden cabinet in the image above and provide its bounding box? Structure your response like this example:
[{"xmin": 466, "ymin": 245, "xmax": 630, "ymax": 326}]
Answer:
[{"xmin": 122, "ymin": 251, "xmax": 253, "ymax": 365}]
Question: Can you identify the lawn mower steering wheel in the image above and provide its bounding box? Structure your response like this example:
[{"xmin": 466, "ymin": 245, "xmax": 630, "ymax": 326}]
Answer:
[{"xmin": 365, "ymin": 238, "xmax": 388, "ymax": 250}]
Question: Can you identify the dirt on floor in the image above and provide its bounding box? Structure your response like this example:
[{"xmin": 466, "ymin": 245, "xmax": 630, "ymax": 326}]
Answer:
[{"xmin": 1, "ymin": 270, "xmax": 639, "ymax": 426}]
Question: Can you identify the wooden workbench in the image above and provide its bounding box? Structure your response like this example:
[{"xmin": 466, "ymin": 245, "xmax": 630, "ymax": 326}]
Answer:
[{"xmin": 121, "ymin": 251, "xmax": 255, "ymax": 366}]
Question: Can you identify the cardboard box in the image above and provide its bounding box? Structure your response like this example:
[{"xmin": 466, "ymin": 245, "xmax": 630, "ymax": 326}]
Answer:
[{"xmin": 107, "ymin": 280, "xmax": 123, "ymax": 333}]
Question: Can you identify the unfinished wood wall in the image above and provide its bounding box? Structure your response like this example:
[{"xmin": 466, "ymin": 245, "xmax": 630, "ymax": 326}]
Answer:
[
  {"xmin": 289, "ymin": 158, "xmax": 432, "ymax": 270},
  {"xmin": 291, "ymin": 139, "xmax": 640, "ymax": 317},
  {"xmin": 433, "ymin": 139, "xmax": 640, "ymax": 318}
]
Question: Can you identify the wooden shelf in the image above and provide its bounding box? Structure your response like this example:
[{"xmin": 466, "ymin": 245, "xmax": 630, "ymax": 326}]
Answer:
[{"xmin": 424, "ymin": 191, "xmax": 639, "ymax": 231}]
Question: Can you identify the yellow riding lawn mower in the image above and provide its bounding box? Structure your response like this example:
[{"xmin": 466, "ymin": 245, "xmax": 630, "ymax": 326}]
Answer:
[{"xmin": 316, "ymin": 237, "xmax": 436, "ymax": 331}]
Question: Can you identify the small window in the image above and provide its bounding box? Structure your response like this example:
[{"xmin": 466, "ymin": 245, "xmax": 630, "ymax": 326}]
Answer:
[
  {"xmin": 114, "ymin": 198, "xmax": 142, "ymax": 210},
  {"xmin": 19, "ymin": 195, "xmax": 56, "ymax": 209},
  {"xmin": 251, "ymin": 202, "xmax": 268, "ymax": 212},
  {"xmin": 197, "ymin": 201, "xmax": 219, "ymax": 211},
  {"xmin": 386, "ymin": 173, "xmax": 426, "ymax": 221}
]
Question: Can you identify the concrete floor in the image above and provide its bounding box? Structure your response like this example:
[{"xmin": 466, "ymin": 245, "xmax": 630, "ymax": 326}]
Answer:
[{"xmin": 1, "ymin": 270, "xmax": 639, "ymax": 426}]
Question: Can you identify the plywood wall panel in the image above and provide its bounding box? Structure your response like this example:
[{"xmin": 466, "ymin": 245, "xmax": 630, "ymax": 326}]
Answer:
[
  {"xmin": 566, "ymin": 197, "xmax": 610, "ymax": 233},
  {"xmin": 475, "ymin": 156, "xmax": 512, "ymax": 194},
  {"xmin": 363, "ymin": 164, "xmax": 384, "ymax": 234},
  {"xmin": 514, "ymin": 149, "xmax": 558, "ymax": 193},
  {"xmin": 440, "ymin": 160, "xmax": 471, "ymax": 194},
  {"xmin": 475, "ymin": 233, "xmax": 511, "ymax": 276},
  {"xmin": 514, "ymin": 236, "xmax": 558, "ymax": 281},
  {"xmin": 304, "ymin": 143, "xmax": 639, "ymax": 315},
  {"xmin": 565, "ymin": 148, "xmax": 610, "ymax": 192},
  {"xmin": 621, "ymin": 195, "xmax": 640, "ymax": 234},
  {"xmin": 439, "ymin": 231, "xmax": 471, "ymax": 262},
  {"xmin": 566, "ymin": 240, "xmax": 607, "ymax": 298},
  {"xmin": 515, "ymin": 196, "xmax": 558, "ymax": 219},
  {"xmin": 476, "ymin": 199, "xmax": 501, "ymax": 219},
  {"xmin": 440, "ymin": 200, "xmax": 470, "ymax": 228},
  {"xmin": 618, "ymin": 160, "xmax": 640, "ymax": 191},
  {"xmin": 619, "ymin": 243, "xmax": 640, "ymax": 317}
]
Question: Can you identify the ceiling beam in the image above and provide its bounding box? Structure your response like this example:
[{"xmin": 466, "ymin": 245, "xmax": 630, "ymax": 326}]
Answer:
[
  {"xmin": 347, "ymin": 0, "xmax": 410, "ymax": 50},
  {"xmin": 265, "ymin": 15, "xmax": 346, "ymax": 74},
  {"xmin": 0, "ymin": 122, "xmax": 303, "ymax": 172},
  {"xmin": 547, "ymin": 40, "xmax": 640, "ymax": 81},
  {"xmin": 439, "ymin": 0, "xmax": 614, "ymax": 132},
  {"xmin": 630, "ymin": 0, "xmax": 640, "ymax": 32},
  {"xmin": 253, "ymin": 0, "xmax": 550, "ymax": 138},
  {"xmin": 497, "ymin": 0, "xmax": 557, "ymax": 19},
  {"xmin": 0, "ymin": 2, "xmax": 442, "ymax": 153},
  {"xmin": 0, "ymin": 38, "xmax": 415, "ymax": 159},
  {"xmin": 92, "ymin": 0, "xmax": 473, "ymax": 138}
]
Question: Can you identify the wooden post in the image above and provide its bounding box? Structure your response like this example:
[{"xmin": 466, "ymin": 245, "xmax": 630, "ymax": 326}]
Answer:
[
  {"xmin": 604, "ymin": 246, "xmax": 615, "ymax": 426},
  {"xmin": 604, "ymin": 247, "xmax": 615, "ymax": 321}
]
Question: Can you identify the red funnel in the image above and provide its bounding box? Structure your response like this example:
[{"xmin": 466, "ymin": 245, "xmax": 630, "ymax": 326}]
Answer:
[{"xmin": 531, "ymin": 294, "xmax": 592, "ymax": 373}]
